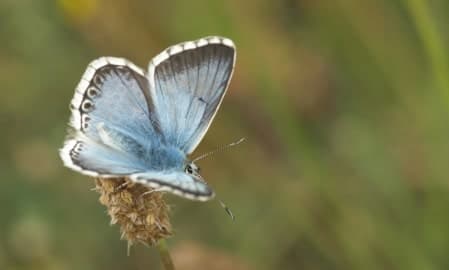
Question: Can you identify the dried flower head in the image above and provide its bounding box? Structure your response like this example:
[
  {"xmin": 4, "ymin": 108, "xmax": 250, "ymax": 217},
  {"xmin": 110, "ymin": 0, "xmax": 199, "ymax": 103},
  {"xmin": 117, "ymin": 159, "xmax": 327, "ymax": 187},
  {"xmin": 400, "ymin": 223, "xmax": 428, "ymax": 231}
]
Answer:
[{"xmin": 94, "ymin": 178, "xmax": 172, "ymax": 247}]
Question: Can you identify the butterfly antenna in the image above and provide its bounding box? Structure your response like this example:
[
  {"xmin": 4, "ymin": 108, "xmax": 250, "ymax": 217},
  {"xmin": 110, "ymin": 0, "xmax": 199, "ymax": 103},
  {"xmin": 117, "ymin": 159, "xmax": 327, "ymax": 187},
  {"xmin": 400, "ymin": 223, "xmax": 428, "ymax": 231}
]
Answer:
[
  {"xmin": 219, "ymin": 199, "xmax": 235, "ymax": 221},
  {"xmin": 193, "ymin": 138, "xmax": 244, "ymax": 220},
  {"xmin": 193, "ymin": 137, "xmax": 246, "ymax": 163}
]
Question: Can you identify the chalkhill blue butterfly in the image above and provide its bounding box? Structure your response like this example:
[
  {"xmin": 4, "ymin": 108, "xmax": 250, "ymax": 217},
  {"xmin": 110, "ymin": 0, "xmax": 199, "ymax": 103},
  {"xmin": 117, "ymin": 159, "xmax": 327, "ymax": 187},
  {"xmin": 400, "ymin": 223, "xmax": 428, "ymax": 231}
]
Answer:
[{"xmin": 60, "ymin": 36, "xmax": 236, "ymax": 201}]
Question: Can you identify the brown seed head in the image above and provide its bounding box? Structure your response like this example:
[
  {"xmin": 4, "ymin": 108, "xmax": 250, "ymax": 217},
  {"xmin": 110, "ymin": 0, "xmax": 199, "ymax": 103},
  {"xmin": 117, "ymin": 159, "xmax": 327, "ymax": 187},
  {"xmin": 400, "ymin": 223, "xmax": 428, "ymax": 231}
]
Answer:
[{"xmin": 94, "ymin": 178, "xmax": 172, "ymax": 247}]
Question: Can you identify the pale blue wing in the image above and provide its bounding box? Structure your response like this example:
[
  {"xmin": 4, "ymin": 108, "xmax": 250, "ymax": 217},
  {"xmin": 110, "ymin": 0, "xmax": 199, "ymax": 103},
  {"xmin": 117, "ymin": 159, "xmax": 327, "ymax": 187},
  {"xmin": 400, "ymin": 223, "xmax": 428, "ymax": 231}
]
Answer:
[
  {"xmin": 60, "ymin": 57, "xmax": 162, "ymax": 176},
  {"xmin": 60, "ymin": 135, "xmax": 148, "ymax": 177},
  {"xmin": 147, "ymin": 36, "xmax": 236, "ymax": 154},
  {"xmin": 130, "ymin": 171, "xmax": 214, "ymax": 201},
  {"xmin": 70, "ymin": 57, "xmax": 160, "ymax": 145}
]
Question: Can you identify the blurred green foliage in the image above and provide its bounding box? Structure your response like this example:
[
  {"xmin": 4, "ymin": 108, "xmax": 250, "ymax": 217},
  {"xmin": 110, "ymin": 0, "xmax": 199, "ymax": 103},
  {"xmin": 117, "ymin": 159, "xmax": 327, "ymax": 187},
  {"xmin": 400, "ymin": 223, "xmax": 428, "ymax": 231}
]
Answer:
[{"xmin": 1, "ymin": 0, "xmax": 449, "ymax": 269}]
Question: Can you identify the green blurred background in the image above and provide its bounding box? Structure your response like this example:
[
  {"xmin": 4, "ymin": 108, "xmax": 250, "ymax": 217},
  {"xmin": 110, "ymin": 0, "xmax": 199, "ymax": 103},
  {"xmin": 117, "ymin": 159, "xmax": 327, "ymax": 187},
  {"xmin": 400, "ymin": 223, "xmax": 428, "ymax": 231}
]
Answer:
[{"xmin": 2, "ymin": 0, "xmax": 449, "ymax": 269}]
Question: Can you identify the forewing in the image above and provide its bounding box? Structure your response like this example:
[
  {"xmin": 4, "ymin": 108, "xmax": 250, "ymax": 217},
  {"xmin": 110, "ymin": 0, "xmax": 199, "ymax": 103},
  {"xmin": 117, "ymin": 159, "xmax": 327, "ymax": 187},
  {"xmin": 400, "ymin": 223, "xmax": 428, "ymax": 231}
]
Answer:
[
  {"xmin": 147, "ymin": 36, "xmax": 236, "ymax": 154},
  {"xmin": 130, "ymin": 171, "xmax": 214, "ymax": 201},
  {"xmin": 60, "ymin": 57, "xmax": 161, "ymax": 176}
]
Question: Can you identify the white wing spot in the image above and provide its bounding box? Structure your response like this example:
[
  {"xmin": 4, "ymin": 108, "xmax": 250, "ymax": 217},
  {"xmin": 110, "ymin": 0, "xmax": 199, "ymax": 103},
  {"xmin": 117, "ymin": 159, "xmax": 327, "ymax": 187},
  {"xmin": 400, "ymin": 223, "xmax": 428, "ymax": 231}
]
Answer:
[
  {"xmin": 183, "ymin": 41, "xmax": 196, "ymax": 50},
  {"xmin": 168, "ymin": 45, "xmax": 183, "ymax": 55},
  {"xmin": 221, "ymin": 38, "xmax": 235, "ymax": 47},
  {"xmin": 93, "ymin": 74, "xmax": 105, "ymax": 86},
  {"xmin": 81, "ymin": 99, "xmax": 94, "ymax": 112},
  {"xmin": 196, "ymin": 38, "xmax": 208, "ymax": 47},
  {"xmin": 207, "ymin": 37, "xmax": 220, "ymax": 44},
  {"xmin": 87, "ymin": 86, "xmax": 100, "ymax": 98}
]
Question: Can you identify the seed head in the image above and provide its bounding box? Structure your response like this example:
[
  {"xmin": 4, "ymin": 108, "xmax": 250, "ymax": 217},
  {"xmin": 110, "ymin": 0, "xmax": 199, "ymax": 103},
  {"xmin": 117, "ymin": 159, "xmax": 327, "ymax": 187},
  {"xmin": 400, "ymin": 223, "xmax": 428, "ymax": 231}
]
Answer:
[{"xmin": 94, "ymin": 178, "xmax": 172, "ymax": 247}]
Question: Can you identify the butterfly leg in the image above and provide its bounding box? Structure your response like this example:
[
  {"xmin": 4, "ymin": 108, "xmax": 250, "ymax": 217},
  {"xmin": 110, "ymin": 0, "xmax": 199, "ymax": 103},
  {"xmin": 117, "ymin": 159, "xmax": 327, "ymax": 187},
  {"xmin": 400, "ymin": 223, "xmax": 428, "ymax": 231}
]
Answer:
[{"xmin": 113, "ymin": 178, "xmax": 135, "ymax": 193}]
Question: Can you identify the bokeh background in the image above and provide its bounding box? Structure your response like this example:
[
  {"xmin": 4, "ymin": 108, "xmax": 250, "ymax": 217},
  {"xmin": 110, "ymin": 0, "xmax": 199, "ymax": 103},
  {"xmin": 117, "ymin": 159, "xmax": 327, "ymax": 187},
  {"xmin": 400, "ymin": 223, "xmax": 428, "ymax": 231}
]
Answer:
[{"xmin": 2, "ymin": 0, "xmax": 449, "ymax": 269}]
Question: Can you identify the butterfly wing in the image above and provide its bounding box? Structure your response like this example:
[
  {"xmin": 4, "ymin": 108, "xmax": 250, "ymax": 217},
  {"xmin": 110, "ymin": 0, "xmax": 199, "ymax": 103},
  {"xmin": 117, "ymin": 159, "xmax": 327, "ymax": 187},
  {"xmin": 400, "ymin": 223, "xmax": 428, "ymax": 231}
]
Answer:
[
  {"xmin": 60, "ymin": 57, "xmax": 162, "ymax": 177},
  {"xmin": 130, "ymin": 171, "xmax": 214, "ymax": 201},
  {"xmin": 147, "ymin": 36, "xmax": 236, "ymax": 154},
  {"xmin": 61, "ymin": 134, "xmax": 147, "ymax": 177}
]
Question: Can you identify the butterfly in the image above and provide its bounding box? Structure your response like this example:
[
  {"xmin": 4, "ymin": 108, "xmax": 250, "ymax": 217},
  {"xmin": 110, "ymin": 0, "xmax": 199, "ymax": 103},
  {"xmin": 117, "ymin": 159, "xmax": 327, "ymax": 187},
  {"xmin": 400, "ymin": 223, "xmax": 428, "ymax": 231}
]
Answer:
[{"xmin": 60, "ymin": 36, "xmax": 236, "ymax": 201}]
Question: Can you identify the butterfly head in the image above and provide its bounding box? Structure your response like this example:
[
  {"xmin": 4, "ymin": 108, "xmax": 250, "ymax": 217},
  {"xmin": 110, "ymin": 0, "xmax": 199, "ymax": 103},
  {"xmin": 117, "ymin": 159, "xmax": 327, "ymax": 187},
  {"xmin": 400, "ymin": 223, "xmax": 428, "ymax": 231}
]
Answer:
[{"xmin": 184, "ymin": 162, "xmax": 201, "ymax": 178}]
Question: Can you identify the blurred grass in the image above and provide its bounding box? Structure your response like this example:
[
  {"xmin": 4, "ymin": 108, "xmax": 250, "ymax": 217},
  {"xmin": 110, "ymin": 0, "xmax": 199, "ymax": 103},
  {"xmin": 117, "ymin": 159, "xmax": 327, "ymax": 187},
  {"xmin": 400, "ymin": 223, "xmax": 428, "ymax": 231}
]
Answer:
[
  {"xmin": 405, "ymin": 0, "xmax": 449, "ymax": 105},
  {"xmin": 1, "ymin": 0, "xmax": 449, "ymax": 269}
]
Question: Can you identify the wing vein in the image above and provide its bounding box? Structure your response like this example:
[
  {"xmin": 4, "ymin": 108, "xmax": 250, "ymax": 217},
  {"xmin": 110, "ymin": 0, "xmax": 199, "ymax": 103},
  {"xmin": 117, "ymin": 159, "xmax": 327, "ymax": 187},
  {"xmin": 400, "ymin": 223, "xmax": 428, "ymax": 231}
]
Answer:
[{"xmin": 111, "ymin": 68, "xmax": 153, "ymax": 134}]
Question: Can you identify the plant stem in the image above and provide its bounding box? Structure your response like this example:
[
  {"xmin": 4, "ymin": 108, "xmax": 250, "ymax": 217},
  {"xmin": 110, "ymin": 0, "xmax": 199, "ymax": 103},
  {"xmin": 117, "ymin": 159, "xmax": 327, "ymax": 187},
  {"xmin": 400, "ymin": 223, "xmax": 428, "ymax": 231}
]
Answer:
[
  {"xmin": 157, "ymin": 239, "xmax": 175, "ymax": 270},
  {"xmin": 405, "ymin": 0, "xmax": 449, "ymax": 106}
]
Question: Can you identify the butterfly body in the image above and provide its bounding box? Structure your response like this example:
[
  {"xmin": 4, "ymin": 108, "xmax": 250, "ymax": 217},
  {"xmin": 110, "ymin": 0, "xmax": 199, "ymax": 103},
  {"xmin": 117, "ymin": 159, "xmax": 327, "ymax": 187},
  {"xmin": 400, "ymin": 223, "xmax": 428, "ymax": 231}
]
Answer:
[{"xmin": 60, "ymin": 36, "xmax": 235, "ymax": 201}]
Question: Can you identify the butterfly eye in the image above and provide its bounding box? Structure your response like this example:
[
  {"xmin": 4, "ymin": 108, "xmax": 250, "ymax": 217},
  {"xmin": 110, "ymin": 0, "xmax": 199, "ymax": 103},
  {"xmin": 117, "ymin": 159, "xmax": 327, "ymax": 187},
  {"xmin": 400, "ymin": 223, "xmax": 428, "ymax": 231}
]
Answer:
[{"xmin": 185, "ymin": 165, "xmax": 193, "ymax": 174}]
